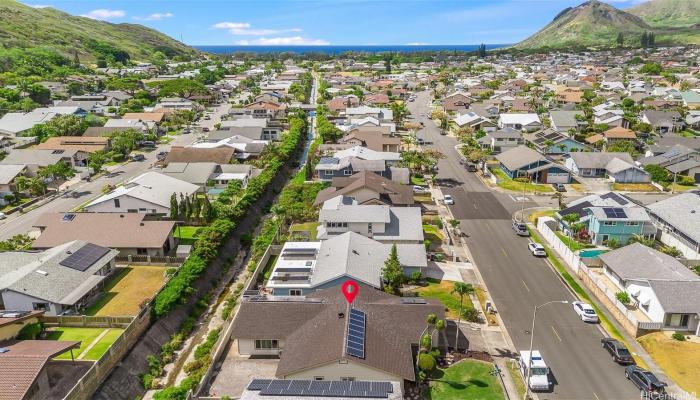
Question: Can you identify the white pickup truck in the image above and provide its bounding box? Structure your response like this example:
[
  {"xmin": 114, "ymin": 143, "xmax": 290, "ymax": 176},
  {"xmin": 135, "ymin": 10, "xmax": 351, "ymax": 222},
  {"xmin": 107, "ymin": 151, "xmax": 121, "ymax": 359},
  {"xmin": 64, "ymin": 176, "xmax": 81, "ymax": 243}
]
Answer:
[{"xmin": 519, "ymin": 350, "xmax": 551, "ymax": 391}]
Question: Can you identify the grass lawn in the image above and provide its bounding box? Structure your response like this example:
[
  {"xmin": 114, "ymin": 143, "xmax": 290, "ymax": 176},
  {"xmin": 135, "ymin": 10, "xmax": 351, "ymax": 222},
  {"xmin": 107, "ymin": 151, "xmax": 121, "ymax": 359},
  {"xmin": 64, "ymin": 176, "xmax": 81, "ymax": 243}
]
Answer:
[
  {"xmin": 677, "ymin": 130, "xmax": 699, "ymax": 138},
  {"xmin": 569, "ymin": 183, "xmax": 586, "ymax": 192},
  {"xmin": 668, "ymin": 183, "xmax": 698, "ymax": 192},
  {"xmin": 46, "ymin": 327, "xmax": 116, "ymax": 360},
  {"xmin": 555, "ymin": 231, "xmax": 594, "ymax": 251},
  {"xmin": 414, "ymin": 193, "xmax": 434, "ymax": 204},
  {"xmin": 85, "ymin": 266, "xmax": 169, "ymax": 316},
  {"xmin": 416, "ymin": 279, "xmax": 474, "ymax": 319},
  {"xmin": 83, "ymin": 328, "xmax": 124, "ymax": 360},
  {"xmin": 505, "ymin": 360, "xmax": 526, "ymax": 400},
  {"xmin": 638, "ymin": 333, "xmax": 700, "ymax": 395},
  {"xmin": 289, "ymin": 222, "xmax": 320, "ymax": 241},
  {"xmin": 173, "ymin": 225, "xmax": 204, "ymax": 240},
  {"xmin": 475, "ymin": 287, "xmax": 497, "ymax": 326},
  {"xmin": 0, "ymin": 197, "xmax": 31, "ymax": 212},
  {"xmin": 424, "ymin": 359, "xmax": 504, "ymax": 400},
  {"xmin": 411, "ymin": 175, "xmax": 427, "ymax": 186},
  {"xmin": 423, "ymin": 224, "xmax": 444, "ymax": 250},
  {"xmin": 262, "ymin": 254, "xmax": 279, "ymax": 281},
  {"xmin": 527, "ymin": 209, "xmax": 556, "ymax": 223},
  {"xmin": 492, "ymin": 168, "xmax": 553, "ymax": 193},
  {"xmin": 612, "ymin": 183, "xmax": 659, "ymax": 192}
]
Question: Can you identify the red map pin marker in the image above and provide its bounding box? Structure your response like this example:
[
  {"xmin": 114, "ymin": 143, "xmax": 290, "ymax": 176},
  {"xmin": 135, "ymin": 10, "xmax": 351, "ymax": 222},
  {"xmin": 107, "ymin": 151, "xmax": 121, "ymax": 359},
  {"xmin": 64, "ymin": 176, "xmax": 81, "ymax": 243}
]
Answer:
[{"xmin": 341, "ymin": 280, "xmax": 359, "ymax": 304}]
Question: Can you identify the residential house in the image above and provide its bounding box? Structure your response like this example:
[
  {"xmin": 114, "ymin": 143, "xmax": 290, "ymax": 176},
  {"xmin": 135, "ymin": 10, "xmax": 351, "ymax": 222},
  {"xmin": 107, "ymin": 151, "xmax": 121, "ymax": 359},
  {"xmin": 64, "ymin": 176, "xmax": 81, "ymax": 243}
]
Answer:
[
  {"xmin": 32, "ymin": 213, "xmax": 176, "ymax": 257},
  {"xmin": 55, "ymin": 94, "xmax": 120, "ymax": 115},
  {"xmin": 264, "ymin": 232, "xmax": 427, "ymax": 296},
  {"xmin": 313, "ymin": 171, "xmax": 414, "ymax": 206},
  {"xmin": 316, "ymin": 196, "xmax": 423, "ymax": 244},
  {"xmin": 154, "ymin": 97, "xmax": 197, "ymax": 111},
  {"xmin": 601, "ymin": 126, "xmax": 637, "ymax": 143},
  {"xmin": 0, "ymin": 164, "xmax": 27, "ymax": 205},
  {"xmin": 638, "ymin": 145, "xmax": 700, "ymax": 183},
  {"xmin": 315, "ymin": 146, "xmax": 406, "ymax": 183},
  {"xmin": 599, "ymin": 243, "xmax": 700, "ymax": 336},
  {"xmin": 345, "ymin": 106, "xmax": 393, "ymax": 123},
  {"xmin": 477, "ymin": 128, "xmax": 524, "ymax": 153},
  {"xmin": 35, "ymin": 136, "xmax": 110, "ymax": 167},
  {"xmin": 84, "ymin": 171, "xmax": 199, "ymax": 214},
  {"xmin": 165, "ymin": 146, "xmax": 237, "ymax": 165},
  {"xmin": 230, "ymin": 282, "xmax": 444, "ymax": 388},
  {"xmin": 593, "ymin": 108, "xmax": 626, "ymax": 128},
  {"xmin": 495, "ymin": 145, "xmax": 571, "ymax": 183},
  {"xmin": 647, "ymin": 191, "xmax": 700, "ymax": 260},
  {"xmin": 549, "ymin": 110, "xmax": 585, "ymax": 134},
  {"xmin": 244, "ymin": 101, "xmax": 287, "ymax": 120},
  {"xmin": 220, "ymin": 118, "xmax": 282, "ymax": 140},
  {"xmin": 679, "ymin": 91, "xmax": 700, "ymax": 110},
  {"xmin": 441, "ymin": 92, "xmax": 473, "ymax": 112},
  {"xmin": 162, "ymin": 162, "xmax": 253, "ymax": 189},
  {"xmin": 641, "ymin": 110, "xmax": 684, "ymax": 134},
  {"xmin": 524, "ymin": 129, "xmax": 590, "ymax": 155},
  {"xmin": 0, "ymin": 340, "xmax": 83, "ymax": 400},
  {"xmin": 365, "ymin": 93, "xmax": 390, "ymax": 105},
  {"xmin": 192, "ymin": 136, "xmax": 267, "ymax": 160},
  {"xmin": 687, "ymin": 111, "xmax": 700, "ymax": 130},
  {"xmin": 585, "ymin": 206, "xmax": 656, "ymax": 245},
  {"xmin": 339, "ymin": 127, "xmax": 400, "ymax": 152},
  {"xmin": 557, "ymin": 192, "xmax": 634, "ymax": 221},
  {"xmin": 103, "ymin": 118, "xmax": 155, "ymax": 134},
  {"xmin": 0, "ymin": 240, "xmax": 117, "ymax": 315},
  {"xmin": 453, "ymin": 112, "xmax": 497, "ymax": 132},
  {"xmin": 0, "ymin": 107, "xmax": 85, "ymax": 137},
  {"xmin": 497, "ymin": 113, "xmax": 542, "ymax": 132},
  {"xmin": 0, "ymin": 149, "xmax": 81, "ymax": 176},
  {"xmin": 565, "ymin": 152, "xmax": 650, "ymax": 183},
  {"xmin": 326, "ymin": 96, "xmax": 360, "ymax": 112}
]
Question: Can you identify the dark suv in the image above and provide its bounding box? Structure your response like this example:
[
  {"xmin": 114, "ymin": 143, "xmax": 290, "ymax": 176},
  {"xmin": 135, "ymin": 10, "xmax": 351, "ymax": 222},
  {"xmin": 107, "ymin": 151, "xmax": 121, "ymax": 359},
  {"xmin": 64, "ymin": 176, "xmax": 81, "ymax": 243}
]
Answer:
[
  {"xmin": 601, "ymin": 338, "xmax": 634, "ymax": 364},
  {"xmin": 625, "ymin": 366, "xmax": 667, "ymax": 398}
]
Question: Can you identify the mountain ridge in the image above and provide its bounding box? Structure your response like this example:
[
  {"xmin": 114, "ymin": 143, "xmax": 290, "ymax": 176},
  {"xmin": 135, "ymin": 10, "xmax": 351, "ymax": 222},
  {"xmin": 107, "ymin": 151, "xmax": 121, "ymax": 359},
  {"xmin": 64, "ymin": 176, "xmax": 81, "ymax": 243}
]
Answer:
[{"xmin": 0, "ymin": 0, "xmax": 198, "ymax": 63}]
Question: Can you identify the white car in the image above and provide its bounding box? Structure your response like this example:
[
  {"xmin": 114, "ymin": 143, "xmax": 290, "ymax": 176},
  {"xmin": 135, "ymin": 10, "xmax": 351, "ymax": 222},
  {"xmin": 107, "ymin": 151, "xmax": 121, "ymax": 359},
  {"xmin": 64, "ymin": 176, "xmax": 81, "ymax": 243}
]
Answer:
[
  {"xmin": 573, "ymin": 301, "xmax": 599, "ymax": 323},
  {"xmin": 443, "ymin": 195, "xmax": 454, "ymax": 205},
  {"xmin": 528, "ymin": 242, "xmax": 546, "ymax": 257},
  {"xmin": 0, "ymin": 212, "xmax": 6, "ymax": 220},
  {"xmin": 413, "ymin": 185, "xmax": 428, "ymax": 193}
]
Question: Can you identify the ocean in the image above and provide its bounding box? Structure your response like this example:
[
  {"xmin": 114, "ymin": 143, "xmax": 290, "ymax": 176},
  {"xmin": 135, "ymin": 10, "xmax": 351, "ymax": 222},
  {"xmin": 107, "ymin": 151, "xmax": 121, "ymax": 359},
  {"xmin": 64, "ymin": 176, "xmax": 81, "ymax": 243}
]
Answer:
[{"xmin": 194, "ymin": 44, "xmax": 508, "ymax": 55}]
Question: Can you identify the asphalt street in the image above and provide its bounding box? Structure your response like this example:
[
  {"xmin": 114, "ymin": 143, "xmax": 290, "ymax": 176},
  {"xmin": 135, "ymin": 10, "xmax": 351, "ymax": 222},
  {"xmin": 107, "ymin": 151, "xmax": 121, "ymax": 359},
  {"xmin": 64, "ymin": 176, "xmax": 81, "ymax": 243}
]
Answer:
[
  {"xmin": 408, "ymin": 91, "xmax": 640, "ymax": 400},
  {"xmin": 0, "ymin": 102, "xmax": 231, "ymax": 240}
]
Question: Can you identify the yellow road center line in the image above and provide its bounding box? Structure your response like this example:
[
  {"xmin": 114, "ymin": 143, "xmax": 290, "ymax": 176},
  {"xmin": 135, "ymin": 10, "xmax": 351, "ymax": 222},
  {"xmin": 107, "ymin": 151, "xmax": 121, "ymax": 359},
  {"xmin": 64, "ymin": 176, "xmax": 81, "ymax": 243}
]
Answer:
[{"xmin": 551, "ymin": 325, "xmax": 562, "ymax": 342}]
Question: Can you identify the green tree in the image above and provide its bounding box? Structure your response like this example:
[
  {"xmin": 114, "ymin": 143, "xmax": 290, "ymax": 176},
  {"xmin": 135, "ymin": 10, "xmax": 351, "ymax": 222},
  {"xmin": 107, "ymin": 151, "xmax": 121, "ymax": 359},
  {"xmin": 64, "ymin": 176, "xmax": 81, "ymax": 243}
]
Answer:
[
  {"xmin": 643, "ymin": 164, "xmax": 670, "ymax": 184},
  {"xmin": 616, "ymin": 32, "xmax": 624, "ymax": 47},
  {"xmin": 452, "ymin": 282, "xmax": 474, "ymax": 349},
  {"xmin": 390, "ymin": 101, "xmax": 409, "ymax": 125},
  {"xmin": 169, "ymin": 193, "xmax": 179, "ymax": 220},
  {"xmin": 201, "ymin": 195, "xmax": 213, "ymax": 222},
  {"xmin": 152, "ymin": 78, "xmax": 208, "ymax": 99},
  {"xmin": 88, "ymin": 150, "xmax": 108, "ymax": 174},
  {"xmin": 641, "ymin": 31, "xmax": 648, "ymax": 48},
  {"xmin": 381, "ymin": 244, "xmax": 403, "ymax": 294},
  {"xmin": 46, "ymin": 114, "xmax": 88, "ymax": 137},
  {"xmin": 38, "ymin": 161, "xmax": 75, "ymax": 182}
]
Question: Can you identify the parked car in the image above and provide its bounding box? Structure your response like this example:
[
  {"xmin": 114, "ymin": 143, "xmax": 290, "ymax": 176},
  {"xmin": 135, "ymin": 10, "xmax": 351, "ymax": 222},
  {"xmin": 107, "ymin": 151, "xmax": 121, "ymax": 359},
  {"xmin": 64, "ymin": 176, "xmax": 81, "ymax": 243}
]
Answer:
[
  {"xmin": 413, "ymin": 185, "xmax": 429, "ymax": 193},
  {"xmin": 156, "ymin": 151, "xmax": 168, "ymax": 160},
  {"xmin": 202, "ymin": 127, "xmax": 210, "ymax": 132},
  {"xmin": 443, "ymin": 194, "xmax": 454, "ymax": 205},
  {"xmin": 141, "ymin": 141, "xmax": 156, "ymax": 148},
  {"xmin": 467, "ymin": 164, "xmax": 477, "ymax": 172},
  {"xmin": 0, "ymin": 212, "xmax": 6, "ymax": 220},
  {"xmin": 601, "ymin": 338, "xmax": 634, "ymax": 364},
  {"xmin": 572, "ymin": 301, "xmax": 599, "ymax": 322},
  {"xmin": 625, "ymin": 366, "xmax": 667, "ymax": 398},
  {"xmin": 552, "ymin": 183, "xmax": 566, "ymax": 192},
  {"xmin": 519, "ymin": 350, "xmax": 551, "ymax": 391},
  {"xmin": 131, "ymin": 153, "xmax": 145, "ymax": 161},
  {"xmin": 528, "ymin": 242, "xmax": 546, "ymax": 257},
  {"xmin": 204, "ymin": 115, "xmax": 211, "ymax": 120},
  {"xmin": 512, "ymin": 220, "xmax": 529, "ymax": 236},
  {"xmin": 417, "ymin": 138, "xmax": 425, "ymax": 145}
]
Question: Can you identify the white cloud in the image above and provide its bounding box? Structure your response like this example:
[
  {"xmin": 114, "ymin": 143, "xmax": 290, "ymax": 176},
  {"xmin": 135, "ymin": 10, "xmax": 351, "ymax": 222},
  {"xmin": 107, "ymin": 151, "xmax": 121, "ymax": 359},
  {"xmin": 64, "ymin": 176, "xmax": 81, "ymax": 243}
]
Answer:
[
  {"xmin": 28, "ymin": 4, "xmax": 52, "ymax": 8},
  {"xmin": 213, "ymin": 21, "xmax": 302, "ymax": 36},
  {"xmin": 406, "ymin": 42, "xmax": 429, "ymax": 46},
  {"xmin": 81, "ymin": 9, "xmax": 125, "ymax": 20},
  {"xmin": 134, "ymin": 12, "xmax": 174, "ymax": 21},
  {"xmin": 236, "ymin": 36, "xmax": 330, "ymax": 46}
]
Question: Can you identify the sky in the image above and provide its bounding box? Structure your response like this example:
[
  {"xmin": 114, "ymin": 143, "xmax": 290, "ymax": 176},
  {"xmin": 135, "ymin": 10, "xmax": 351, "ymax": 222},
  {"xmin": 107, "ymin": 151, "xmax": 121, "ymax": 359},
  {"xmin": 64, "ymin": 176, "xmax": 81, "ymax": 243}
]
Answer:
[{"xmin": 23, "ymin": 0, "xmax": 648, "ymax": 46}]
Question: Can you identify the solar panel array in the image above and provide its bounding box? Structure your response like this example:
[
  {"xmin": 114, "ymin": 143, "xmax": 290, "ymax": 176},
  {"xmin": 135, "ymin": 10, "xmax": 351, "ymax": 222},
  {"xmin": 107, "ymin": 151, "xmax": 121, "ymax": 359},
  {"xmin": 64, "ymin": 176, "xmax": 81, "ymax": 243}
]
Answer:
[
  {"xmin": 401, "ymin": 298, "xmax": 427, "ymax": 304},
  {"xmin": 602, "ymin": 207, "xmax": 627, "ymax": 219},
  {"xmin": 247, "ymin": 379, "xmax": 393, "ymax": 398},
  {"xmin": 59, "ymin": 243, "xmax": 110, "ymax": 272},
  {"xmin": 346, "ymin": 308, "xmax": 366, "ymax": 359}
]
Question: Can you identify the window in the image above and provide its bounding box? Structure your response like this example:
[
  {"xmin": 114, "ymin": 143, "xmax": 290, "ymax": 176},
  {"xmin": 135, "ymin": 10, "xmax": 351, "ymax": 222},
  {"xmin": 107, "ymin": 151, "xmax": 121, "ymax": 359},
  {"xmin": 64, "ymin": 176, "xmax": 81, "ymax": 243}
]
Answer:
[
  {"xmin": 603, "ymin": 221, "xmax": 616, "ymax": 226},
  {"xmin": 314, "ymin": 377, "xmax": 324, "ymax": 381},
  {"xmin": 32, "ymin": 302, "xmax": 49, "ymax": 311},
  {"xmin": 626, "ymin": 221, "xmax": 639, "ymax": 226},
  {"xmin": 343, "ymin": 169, "xmax": 352, "ymax": 176},
  {"xmin": 324, "ymin": 170, "xmax": 333, "ymax": 176},
  {"xmin": 139, "ymin": 208, "xmax": 147, "ymax": 212},
  {"xmin": 290, "ymin": 289, "xmax": 302, "ymax": 296},
  {"xmin": 368, "ymin": 223, "xmax": 373, "ymax": 233},
  {"xmin": 114, "ymin": 198, "xmax": 121, "ymax": 208},
  {"xmin": 255, "ymin": 339, "xmax": 279, "ymax": 350},
  {"xmin": 137, "ymin": 248, "xmax": 148, "ymax": 255},
  {"xmin": 340, "ymin": 377, "xmax": 355, "ymax": 382}
]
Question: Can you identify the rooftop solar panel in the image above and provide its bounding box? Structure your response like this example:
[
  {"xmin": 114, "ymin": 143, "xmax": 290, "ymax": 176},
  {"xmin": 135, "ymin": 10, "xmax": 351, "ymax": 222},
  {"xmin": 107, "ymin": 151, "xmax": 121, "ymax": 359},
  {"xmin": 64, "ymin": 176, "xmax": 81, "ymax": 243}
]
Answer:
[
  {"xmin": 247, "ymin": 380, "xmax": 391, "ymax": 398},
  {"xmin": 603, "ymin": 207, "xmax": 627, "ymax": 219},
  {"xmin": 346, "ymin": 308, "xmax": 366, "ymax": 359},
  {"xmin": 59, "ymin": 243, "xmax": 110, "ymax": 272},
  {"xmin": 247, "ymin": 379, "xmax": 272, "ymax": 390}
]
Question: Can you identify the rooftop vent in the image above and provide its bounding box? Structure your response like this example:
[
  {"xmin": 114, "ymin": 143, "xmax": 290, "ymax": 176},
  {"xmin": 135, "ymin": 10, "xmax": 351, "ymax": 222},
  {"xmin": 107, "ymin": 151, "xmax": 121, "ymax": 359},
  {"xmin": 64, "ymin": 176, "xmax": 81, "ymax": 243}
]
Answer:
[{"xmin": 338, "ymin": 312, "xmax": 345, "ymax": 319}]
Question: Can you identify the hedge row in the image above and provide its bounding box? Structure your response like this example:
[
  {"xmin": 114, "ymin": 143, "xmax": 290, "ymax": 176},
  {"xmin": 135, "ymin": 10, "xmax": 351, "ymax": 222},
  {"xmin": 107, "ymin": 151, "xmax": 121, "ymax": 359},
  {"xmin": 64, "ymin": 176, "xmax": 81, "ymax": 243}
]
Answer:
[{"xmin": 152, "ymin": 114, "xmax": 307, "ymax": 318}]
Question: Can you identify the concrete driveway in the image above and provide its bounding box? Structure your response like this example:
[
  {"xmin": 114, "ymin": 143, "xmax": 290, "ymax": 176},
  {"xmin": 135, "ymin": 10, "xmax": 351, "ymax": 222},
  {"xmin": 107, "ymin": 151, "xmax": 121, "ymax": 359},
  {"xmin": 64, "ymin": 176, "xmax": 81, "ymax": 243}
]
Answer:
[
  {"xmin": 576, "ymin": 176, "xmax": 612, "ymax": 194},
  {"xmin": 206, "ymin": 340, "xmax": 278, "ymax": 398},
  {"xmin": 424, "ymin": 261, "xmax": 471, "ymax": 282}
]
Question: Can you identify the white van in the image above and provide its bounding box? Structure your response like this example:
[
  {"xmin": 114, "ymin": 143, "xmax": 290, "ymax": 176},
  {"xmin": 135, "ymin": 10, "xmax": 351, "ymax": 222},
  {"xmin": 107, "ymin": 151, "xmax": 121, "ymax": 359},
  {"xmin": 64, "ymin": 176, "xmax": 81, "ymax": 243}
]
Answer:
[{"xmin": 519, "ymin": 350, "xmax": 551, "ymax": 391}]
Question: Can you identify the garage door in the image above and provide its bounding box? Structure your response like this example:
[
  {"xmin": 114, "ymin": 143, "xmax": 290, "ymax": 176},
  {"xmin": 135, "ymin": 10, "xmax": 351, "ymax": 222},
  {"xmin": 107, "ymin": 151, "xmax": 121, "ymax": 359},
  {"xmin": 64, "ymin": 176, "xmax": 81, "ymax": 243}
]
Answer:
[{"xmin": 547, "ymin": 173, "xmax": 570, "ymax": 184}]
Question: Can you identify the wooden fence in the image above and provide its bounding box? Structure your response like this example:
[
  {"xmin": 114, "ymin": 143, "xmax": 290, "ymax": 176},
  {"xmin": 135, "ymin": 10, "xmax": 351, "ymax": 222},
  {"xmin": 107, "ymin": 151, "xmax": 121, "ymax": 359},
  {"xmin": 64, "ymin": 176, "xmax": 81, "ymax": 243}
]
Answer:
[
  {"xmin": 115, "ymin": 255, "xmax": 186, "ymax": 265},
  {"xmin": 42, "ymin": 315, "xmax": 134, "ymax": 329}
]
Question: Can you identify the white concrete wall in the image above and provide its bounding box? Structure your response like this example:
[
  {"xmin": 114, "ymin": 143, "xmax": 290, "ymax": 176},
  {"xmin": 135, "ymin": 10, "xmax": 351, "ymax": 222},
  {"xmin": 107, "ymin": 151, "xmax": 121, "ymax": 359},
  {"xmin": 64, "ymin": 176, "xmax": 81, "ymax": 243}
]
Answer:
[
  {"xmin": 83, "ymin": 195, "xmax": 166, "ymax": 214},
  {"xmin": 284, "ymin": 359, "xmax": 403, "ymax": 389}
]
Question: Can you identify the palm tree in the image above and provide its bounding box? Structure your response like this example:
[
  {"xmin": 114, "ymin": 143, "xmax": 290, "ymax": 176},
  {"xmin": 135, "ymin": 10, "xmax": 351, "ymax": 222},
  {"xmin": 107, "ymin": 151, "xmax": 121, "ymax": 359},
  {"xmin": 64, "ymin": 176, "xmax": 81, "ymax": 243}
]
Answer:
[{"xmin": 451, "ymin": 282, "xmax": 474, "ymax": 350}]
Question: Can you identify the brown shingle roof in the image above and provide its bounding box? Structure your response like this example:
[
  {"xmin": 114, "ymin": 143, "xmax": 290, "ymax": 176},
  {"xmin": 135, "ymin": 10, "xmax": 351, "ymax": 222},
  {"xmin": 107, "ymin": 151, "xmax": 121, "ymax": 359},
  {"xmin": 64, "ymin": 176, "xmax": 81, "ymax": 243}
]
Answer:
[
  {"xmin": 231, "ymin": 284, "xmax": 443, "ymax": 381},
  {"xmin": 165, "ymin": 146, "xmax": 236, "ymax": 164},
  {"xmin": 122, "ymin": 112, "xmax": 165, "ymax": 123},
  {"xmin": 35, "ymin": 136, "xmax": 110, "ymax": 153},
  {"xmin": 0, "ymin": 340, "xmax": 80, "ymax": 400},
  {"xmin": 314, "ymin": 171, "xmax": 414, "ymax": 206},
  {"xmin": 32, "ymin": 213, "xmax": 175, "ymax": 250},
  {"xmin": 604, "ymin": 126, "xmax": 637, "ymax": 139}
]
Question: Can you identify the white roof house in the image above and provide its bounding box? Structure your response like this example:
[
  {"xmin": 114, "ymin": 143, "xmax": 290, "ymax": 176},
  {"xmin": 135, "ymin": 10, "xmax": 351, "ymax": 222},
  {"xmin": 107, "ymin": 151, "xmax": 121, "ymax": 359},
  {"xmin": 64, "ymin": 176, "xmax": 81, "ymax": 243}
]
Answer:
[
  {"xmin": 334, "ymin": 146, "xmax": 400, "ymax": 162},
  {"xmin": 84, "ymin": 171, "xmax": 199, "ymax": 214},
  {"xmin": 498, "ymin": 113, "xmax": 542, "ymax": 131}
]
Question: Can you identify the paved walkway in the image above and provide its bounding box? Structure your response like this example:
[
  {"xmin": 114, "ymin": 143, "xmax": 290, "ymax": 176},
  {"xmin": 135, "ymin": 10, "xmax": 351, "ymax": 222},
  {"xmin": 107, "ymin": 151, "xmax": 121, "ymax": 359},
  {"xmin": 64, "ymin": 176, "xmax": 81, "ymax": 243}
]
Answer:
[{"xmin": 77, "ymin": 328, "xmax": 110, "ymax": 360}]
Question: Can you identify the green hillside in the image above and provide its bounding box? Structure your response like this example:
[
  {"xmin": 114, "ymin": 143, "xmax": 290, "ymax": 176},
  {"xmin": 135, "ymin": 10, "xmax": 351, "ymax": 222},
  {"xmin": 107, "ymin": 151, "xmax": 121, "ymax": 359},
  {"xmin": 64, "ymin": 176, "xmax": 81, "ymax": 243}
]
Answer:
[
  {"xmin": 627, "ymin": 0, "xmax": 700, "ymax": 28},
  {"xmin": 0, "ymin": 0, "xmax": 197, "ymax": 63},
  {"xmin": 514, "ymin": 0, "xmax": 700, "ymax": 50}
]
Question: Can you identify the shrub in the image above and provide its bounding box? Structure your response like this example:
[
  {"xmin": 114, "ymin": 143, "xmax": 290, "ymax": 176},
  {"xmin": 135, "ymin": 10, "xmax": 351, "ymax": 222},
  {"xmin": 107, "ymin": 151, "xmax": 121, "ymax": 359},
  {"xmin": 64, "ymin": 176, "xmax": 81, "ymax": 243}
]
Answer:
[
  {"xmin": 461, "ymin": 307, "xmax": 482, "ymax": 323},
  {"xmin": 420, "ymin": 334, "xmax": 432, "ymax": 350},
  {"xmin": 141, "ymin": 373, "xmax": 155, "ymax": 389},
  {"xmin": 17, "ymin": 322, "xmax": 43, "ymax": 339},
  {"xmin": 676, "ymin": 175, "xmax": 695, "ymax": 186},
  {"xmin": 410, "ymin": 271, "xmax": 423, "ymax": 284},
  {"xmin": 671, "ymin": 332, "xmax": 686, "ymax": 341},
  {"xmin": 693, "ymin": 265, "xmax": 700, "ymax": 275},
  {"xmin": 418, "ymin": 353, "xmax": 436, "ymax": 371},
  {"xmin": 615, "ymin": 291, "xmax": 630, "ymax": 305},
  {"xmin": 514, "ymin": 177, "xmax": 529, "ymax": 183}
]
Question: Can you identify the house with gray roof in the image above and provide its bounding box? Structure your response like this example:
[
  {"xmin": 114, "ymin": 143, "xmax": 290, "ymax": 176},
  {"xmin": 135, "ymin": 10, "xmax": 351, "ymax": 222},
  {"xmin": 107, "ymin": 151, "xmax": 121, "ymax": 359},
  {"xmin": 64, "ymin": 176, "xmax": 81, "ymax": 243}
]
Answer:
[
  {"xmin": 599, "ymin": 243, "xmax": 700, "ymax": 336},
  {"xmin": 316, "ymin": 196, "xmax": 423, "ymax": 244},
  {"xmin": 495, "ymin": 145, "xmax": 571, "ymax": 184},
  {"xmin": 549, "ymin": 110, "xmax": 585, "ymax": 133},
  {"xmin": 646, "ymin": 191, "xmax": 700, "ymax": 260},
  {"xmin": 639, "ymin": 144, "xmax": 700, "ymax": 183},
  {"xmin": 641, "ymin": 110, "xmax": 684, "ymax": 134},
  {"xmin": 0, "ymin": 149, "xmax": 81, "ymax": 176},
  {"xmin": 0, "ymin": 240, "xmax": 117, "ymax": 315},
  {"xmin": 265, "ymin": 232, "xmax": 427, "ymax": 296},
  {"xmin": 477, "ymin": 128, "xmax": 523, "ymax": 154},
  {"xmin": 0, "ymin": 164, "xmax": 27, "ymax": 205},
  {"xmin": 565, "ymin": 152, "xmax": 649, "ymax": 183}
]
